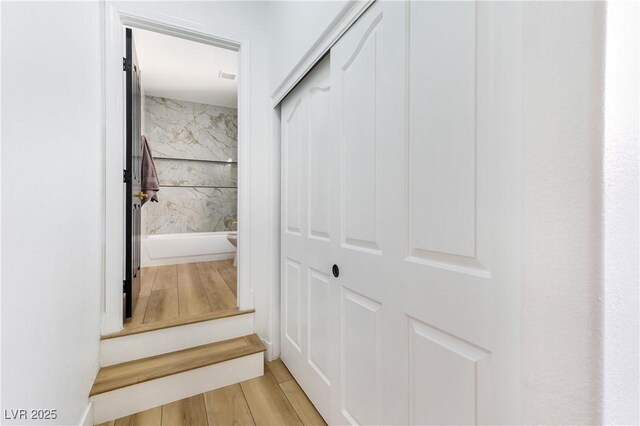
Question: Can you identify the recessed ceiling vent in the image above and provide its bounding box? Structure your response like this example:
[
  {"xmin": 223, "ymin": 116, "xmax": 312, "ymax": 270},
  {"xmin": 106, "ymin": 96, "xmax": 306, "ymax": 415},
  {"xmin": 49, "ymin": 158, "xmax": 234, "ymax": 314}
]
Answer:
[{"xmin": 218, "ymin": 70, "xmax": 237, "ymax": 80}]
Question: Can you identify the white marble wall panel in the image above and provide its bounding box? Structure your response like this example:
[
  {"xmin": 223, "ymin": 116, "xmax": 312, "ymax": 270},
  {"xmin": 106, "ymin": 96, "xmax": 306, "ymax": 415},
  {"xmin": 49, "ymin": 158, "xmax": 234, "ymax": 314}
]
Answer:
[
  {"xmin": 155, "ymin": 159, "xmax": 237, "ymax": 188},
  {"xmin": 145, "ymin": 96, "xmax": 238, "ymax": 161},
  {"xmin": 142, "ymin": 187, "xmax": 237, "ymax": 234},
  {"xmin": 142, "ymin": 95, "xmax": 238, "ymax": 235}
]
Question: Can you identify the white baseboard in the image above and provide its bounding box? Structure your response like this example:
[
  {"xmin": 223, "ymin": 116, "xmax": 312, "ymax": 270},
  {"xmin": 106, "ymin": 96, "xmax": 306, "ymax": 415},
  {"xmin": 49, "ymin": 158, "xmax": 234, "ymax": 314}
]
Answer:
[
  {"xmin": 100, "ymin": 312, "xmax": 254, "ymax": 366},
  {"xmin": 141, "ymin": 232, "xmax": 236, "ymax": 267},
  {"xmin": 91, "ymin": 352, "xmax": 263, "ymax": 424},
  {"xmin": 79, "ymin": 402, "xmax": 93, "ymax": 426},
  {"xmin": 261, "ymin": 337, "xmax": 274, "ymax": 361}
]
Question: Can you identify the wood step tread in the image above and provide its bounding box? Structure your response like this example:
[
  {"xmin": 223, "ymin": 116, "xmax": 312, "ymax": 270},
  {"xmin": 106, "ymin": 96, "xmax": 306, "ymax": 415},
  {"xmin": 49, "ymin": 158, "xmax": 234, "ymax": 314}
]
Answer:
[
  {"xmin": 101, "ymin": 308, "xmax": 255, "ymax": 340},
  {"xmin": 90, "ymin": 334, "xmax": 265, "ymax": 396}
]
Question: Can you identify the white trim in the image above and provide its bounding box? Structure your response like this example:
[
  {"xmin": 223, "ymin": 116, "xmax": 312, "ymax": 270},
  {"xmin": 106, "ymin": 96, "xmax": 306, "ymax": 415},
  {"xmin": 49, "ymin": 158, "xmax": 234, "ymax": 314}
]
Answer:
[
  {"xmin": 78, "ymin": 402, "xmax": 93, "ymax": 426},
  {"xmin": 102, "ymin": 2, "xmax": 252, "ymax": 335},
  {"xmin": 267, "ymin": 106, "xmax": 282, "ymax": 361},
  {"xmin": 100, "ymin": 312, "xmax": 255, "ymax": 366},
  {"xmin": 236, "ymin": 34, "xmax": 253, "ymax": 313},
  {"xmin": 269, "ymin": 0, "xmax": 374, "ymax": 107},
  {"xmin": 91, "ymin": 352, "xmax": 263, "ymax": 424},
  {"xmin": 0, "ymin": 1, "xmax": 4, "ymax": 410},
  {"xmin": 261, "ymin": 337, "xmax": 274, "ymax": 361}
]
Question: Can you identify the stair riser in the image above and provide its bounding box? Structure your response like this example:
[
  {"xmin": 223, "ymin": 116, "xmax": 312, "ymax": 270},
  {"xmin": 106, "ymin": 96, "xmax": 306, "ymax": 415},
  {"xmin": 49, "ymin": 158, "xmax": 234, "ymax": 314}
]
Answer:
[
  {"xmin": 91, "ymin": 352, "xmax": 263, "ymax": 424},
  {"xmin": 100, "ymin": 313, "xmax": 254, "ymax": 366}
]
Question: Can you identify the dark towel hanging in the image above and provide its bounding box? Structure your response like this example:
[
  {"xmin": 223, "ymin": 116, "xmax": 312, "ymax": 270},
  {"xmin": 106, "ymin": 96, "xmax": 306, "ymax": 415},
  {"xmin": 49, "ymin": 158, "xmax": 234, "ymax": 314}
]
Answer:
[{"xmin": 141, "ymin": 135, "xmax": 160, "ymax": 205}]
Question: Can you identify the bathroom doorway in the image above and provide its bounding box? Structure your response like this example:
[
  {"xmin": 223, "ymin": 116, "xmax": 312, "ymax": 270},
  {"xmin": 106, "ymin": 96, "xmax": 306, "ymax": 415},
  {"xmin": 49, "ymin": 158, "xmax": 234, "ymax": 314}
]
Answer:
[{"xmin": 124, "ymin": 27, "xmax": 240, "ymax": 332}]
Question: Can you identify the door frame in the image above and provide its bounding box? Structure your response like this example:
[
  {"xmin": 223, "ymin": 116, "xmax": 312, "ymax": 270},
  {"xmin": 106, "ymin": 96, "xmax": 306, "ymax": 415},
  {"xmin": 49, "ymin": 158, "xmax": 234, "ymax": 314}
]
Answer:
[{"xmin": 102, "ymin": 2, "xmax": 252, "ymax": 335}]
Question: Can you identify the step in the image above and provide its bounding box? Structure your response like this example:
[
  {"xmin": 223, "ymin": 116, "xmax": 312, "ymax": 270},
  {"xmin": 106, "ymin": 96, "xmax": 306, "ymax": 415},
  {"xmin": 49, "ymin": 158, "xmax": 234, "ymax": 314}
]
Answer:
[
  {"xmin": 91, "ymin": 334, "xmax": 265, "ymax": 424},
  {"xmin": 100, "ymin": 309, "xmax": 255, "ymax": 366}
]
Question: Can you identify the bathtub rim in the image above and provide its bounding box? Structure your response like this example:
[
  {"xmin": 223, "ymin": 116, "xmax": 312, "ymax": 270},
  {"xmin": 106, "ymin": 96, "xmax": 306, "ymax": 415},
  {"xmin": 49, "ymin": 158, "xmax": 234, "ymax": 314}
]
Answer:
[{"xmin": 141, "ymin": 231, "xmax": 236, "ymax": 267}]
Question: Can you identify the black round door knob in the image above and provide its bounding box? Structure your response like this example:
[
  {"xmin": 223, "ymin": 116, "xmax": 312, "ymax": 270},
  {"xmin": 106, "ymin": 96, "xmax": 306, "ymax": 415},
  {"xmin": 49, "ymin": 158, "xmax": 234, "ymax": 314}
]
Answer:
[{"xmin": 332, "ymin": 264, "xmax": 340, "ymax": 278}]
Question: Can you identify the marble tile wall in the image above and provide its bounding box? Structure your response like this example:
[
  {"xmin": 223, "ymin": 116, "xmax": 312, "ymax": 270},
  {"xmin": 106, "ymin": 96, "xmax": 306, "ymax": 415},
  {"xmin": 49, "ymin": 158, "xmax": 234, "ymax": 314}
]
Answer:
[
  {"xmin": 142, "ymin": 96, "xmax": 238, "ymax": 235},
  {"xmin": 145, "ymin": 96, "xmax": 238, "ymax": 161},
  {"xmin": 155, "ymin": 159, "xmax": 237, "ymax": 188},
  {"xmin": 143, "ymin": 187, "xmax": 237, "ymax": 234}
]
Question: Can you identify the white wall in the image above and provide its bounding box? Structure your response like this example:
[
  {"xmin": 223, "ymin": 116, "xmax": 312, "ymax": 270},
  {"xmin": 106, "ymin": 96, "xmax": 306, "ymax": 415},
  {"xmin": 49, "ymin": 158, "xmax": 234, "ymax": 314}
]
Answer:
[
  {"xmin": 1, "ymin": 2, "xmax": 103, "ymax": 424},
  {"xmin": 521, "ymin": 2, "xmax": 606, "ymax": 424},
  {"xmin": 1, "ymin": 1, "xmax": 280, "ymax": 423},
  {"xmin": 603, "ymin": 1, "xmax": 640, "ymax": 423},
  {"xmin": 267, "ymin": 0, "xmax": 349, "ymax": 91}
]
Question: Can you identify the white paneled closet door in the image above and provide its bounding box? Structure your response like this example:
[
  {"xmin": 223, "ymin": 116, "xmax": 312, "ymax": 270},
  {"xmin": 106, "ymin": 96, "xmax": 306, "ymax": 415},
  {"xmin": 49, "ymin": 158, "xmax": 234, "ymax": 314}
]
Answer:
[
  {"xmin": 329, "ymin": 0, "xmax": 521, "ymax": 424},
  {"xmin": 282, "ymin": 0, "xmax": 522, "ymax": 424},
  {"xmin": 327, "ymin": 2, "xmax": 406, "ymax": 424},
  {"xmin": 280, "ymin": 56, "xmax": 333, "ymax": 421}
]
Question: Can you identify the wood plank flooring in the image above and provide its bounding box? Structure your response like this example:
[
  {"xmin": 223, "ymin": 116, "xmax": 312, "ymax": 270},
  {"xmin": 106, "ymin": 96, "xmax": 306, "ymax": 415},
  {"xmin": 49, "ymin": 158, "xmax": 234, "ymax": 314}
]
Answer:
[
  {"xmin": 96, "ymin": 358, "xmax": 326, "ymax": 426},
  {"xmin": 124, "ymin": 261, "xmax": 237, "ymax": 333},
  {"xmin": 91, "ymin": 335, "xmax": 265, "ymax": 396},
  {"xmin": 102, "ymin": 309, "xmax": 254, "ymax": 339}
]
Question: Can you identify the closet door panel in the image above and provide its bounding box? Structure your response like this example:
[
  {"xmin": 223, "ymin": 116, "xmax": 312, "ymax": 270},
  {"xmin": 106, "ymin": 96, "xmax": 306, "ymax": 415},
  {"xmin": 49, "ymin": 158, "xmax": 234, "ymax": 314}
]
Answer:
[
  {"xmin": 329, "ymin": 2, "xmax": 407, "ymax": 424},
  {"xmin": 284, "ymin": 258, "xmax": 302, "ymax": 351},
  {"xmin": 408, "ymin": 1, "xmax": 477, "ymax": 260},
  {"xmin": 280, "ymin": 56, "xmax": 333, "ymax": 422},
  {"xmin": 341, "ymin": 21, "xmax": 379, "ymax": 252},
  {"xmin": 392, "ymin": 2, "xmax": 521, "ymax": 424},
  {"xmin": 308, "ymin": 268, "xmax": 331, "ymax": 383},
  {"xmin": 308, "ymin": 86, "xmax": 331, "ymax": 242},
  {"xmin": 283, "ymin": 1, "xmax": 522, "ymax": 424},
  {"xmin": 341, "ymin": 289, "xmax": 382, "ymax": 426},
  {"xmin": 284, "ymin": 99, "xmax": 304, "ymax": 236}
]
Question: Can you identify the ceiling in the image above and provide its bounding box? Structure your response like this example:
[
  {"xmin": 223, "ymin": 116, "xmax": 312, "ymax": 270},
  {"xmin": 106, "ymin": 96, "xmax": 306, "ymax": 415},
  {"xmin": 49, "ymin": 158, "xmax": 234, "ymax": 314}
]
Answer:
[{"xmin": 132, "ymin": 28, "xmax": 238, "ymax": 108}]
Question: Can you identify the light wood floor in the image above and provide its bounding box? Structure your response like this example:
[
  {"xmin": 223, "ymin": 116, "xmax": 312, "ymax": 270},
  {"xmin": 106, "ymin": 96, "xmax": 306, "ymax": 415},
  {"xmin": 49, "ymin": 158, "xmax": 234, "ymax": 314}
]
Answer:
[
  {"xmin": 91, "ymin": 335, "xmax": 264, "ymax": 397},
  {"xmin": 96, "ymin": 359, "xmax": 326, "ymax": 426},
  {"xmin": 126, "ymin": 260, "xmax": 237, "ymax": 332}
]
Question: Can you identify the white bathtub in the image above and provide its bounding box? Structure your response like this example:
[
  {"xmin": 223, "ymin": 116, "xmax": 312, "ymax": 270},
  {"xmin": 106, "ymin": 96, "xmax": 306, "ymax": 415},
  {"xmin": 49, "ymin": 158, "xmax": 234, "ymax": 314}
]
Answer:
[{"xmin": 141, "ymin": 232, "xmax": 236, "ymax": 267}]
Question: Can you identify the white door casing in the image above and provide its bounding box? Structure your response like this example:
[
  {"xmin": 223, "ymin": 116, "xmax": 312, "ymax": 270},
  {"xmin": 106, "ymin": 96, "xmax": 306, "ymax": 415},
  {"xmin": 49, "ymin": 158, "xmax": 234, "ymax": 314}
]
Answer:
[
  {"xmin": 280, "ymin": 56, "xmax": 333, "ymax": 420},
  {"xmin": 103, "ymin": 3, "xmax": 253, "ymax": 336},
  {"xmin": 281, "ymin": 1, "xmax": 522, "ymax": 424}
]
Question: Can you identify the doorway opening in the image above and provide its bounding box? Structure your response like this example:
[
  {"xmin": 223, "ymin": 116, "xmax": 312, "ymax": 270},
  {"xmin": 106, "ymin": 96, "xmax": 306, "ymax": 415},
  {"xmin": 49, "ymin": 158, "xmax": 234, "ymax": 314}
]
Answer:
[{"xmin": 122, "ymin": 26, "xmax": 240, "ymax": 333}]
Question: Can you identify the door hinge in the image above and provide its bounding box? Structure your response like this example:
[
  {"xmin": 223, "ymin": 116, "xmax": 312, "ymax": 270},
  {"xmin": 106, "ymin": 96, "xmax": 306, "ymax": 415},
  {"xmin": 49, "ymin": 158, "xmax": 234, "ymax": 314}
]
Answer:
[
  {"xmin": 123, "ymin": 57, "xmax": 131, "ymax": 72},
  {"xmin": 123, "ymin": 280, "xmax": 127, "ymax": 290},
  {"xmin": 123, "ymin": 169, "xmax": 131, "ymax": 183}
]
